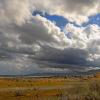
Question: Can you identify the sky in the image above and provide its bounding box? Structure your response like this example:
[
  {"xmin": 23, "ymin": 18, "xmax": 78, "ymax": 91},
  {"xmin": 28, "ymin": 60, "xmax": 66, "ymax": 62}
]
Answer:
[{"xmin": 0, "ymin": 0, "xmax": 100, "ymax": 75}]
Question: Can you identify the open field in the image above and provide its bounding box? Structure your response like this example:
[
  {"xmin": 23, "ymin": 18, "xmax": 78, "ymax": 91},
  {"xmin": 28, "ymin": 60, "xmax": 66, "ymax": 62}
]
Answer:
[{"xmin": 0, "ymin": 74, "xmax": 100, "ymax": 100}]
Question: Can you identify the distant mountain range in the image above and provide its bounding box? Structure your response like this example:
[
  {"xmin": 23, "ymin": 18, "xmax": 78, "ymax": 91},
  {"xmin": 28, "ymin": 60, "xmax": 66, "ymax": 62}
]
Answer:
[{"xmin": 0, "ymin": 68, "xmax": 100, "ymax": 77}]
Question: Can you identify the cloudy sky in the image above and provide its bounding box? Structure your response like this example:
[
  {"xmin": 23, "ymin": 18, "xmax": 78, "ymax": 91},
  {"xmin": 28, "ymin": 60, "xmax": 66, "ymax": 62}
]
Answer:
[{"xmin": 0, "ymin": 0, "xmax": 100, "ymax": 75}]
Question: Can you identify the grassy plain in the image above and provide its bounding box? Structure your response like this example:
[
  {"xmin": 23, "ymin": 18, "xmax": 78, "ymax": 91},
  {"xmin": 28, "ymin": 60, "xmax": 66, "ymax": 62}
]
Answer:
[{"xmin": 0, "ymin": 74, "xmax": 100, "ymax": 100}]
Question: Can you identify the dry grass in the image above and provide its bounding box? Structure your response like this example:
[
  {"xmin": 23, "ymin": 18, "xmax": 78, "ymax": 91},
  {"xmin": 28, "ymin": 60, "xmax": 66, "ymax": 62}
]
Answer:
[{"xmin": 0, "ymin": 75, "xmax": 100, "ymax": 100}]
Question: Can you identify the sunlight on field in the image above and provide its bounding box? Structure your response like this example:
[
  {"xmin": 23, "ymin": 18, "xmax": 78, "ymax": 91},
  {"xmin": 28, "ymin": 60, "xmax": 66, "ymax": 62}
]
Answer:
[{"xmin": 0, "ymin": 75, "xmax": 100, "ymax": 100}]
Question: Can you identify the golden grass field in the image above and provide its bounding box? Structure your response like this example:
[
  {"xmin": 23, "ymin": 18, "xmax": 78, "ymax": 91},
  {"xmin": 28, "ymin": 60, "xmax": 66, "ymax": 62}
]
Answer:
[{"xmin": 0, "ymin": 74, "xmax": 100, "ymax": 100}]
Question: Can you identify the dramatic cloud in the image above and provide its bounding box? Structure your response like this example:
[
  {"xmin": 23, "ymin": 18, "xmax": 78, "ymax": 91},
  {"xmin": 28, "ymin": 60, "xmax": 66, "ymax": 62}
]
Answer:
[
  {"xmin": 64, "ymin": 24, "xmax": 100, "ymax": 65},
  {"xmin": 0, "ymin": 0, "xmax": 100, "ymax": 24},
  {"xmin": 33, "ymin": 0, "xmax": 100, "ymax": 24},
  {"xmin": 0, "ymin": 0, "xmax": 100, "ymax": 75},
  {"xmin": 0, "ymin": 0, "xmax": 31, "ymax": 25}
]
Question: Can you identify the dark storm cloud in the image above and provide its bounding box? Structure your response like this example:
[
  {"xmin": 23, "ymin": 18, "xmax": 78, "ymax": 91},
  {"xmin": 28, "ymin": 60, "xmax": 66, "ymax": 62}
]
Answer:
[
  {"xmin": 32, "ymin": 46, "xmax": 89, "ymax": 66},
  {"xmin": 0, "ymin": 0, "xmax": 99, "ymax": 75},
  {"xmin": 0, "ymin": 50, "xmax": 13, "ymax": 61}
]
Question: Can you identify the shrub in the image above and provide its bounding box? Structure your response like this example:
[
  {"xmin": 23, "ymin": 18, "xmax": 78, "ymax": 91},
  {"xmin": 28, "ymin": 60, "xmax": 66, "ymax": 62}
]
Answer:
[{"xmin": 14, "ymin": 91, "xmax": 24, "ymax": 97}]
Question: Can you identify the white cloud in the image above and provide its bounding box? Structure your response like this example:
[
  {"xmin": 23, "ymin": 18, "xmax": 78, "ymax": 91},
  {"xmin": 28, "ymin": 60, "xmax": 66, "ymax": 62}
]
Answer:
[
  {"xmin": 32, "ymin": 0, "xmax": 100, "ymax": 24},
  {"xmin": 0, "ymin": 0, "xmax": 70, "ymax": 74},
  {"xmin": 0, "ymin": 0, "xmax": 99, "ymax": 25},
  {"xmin": 64, "ymin": 24, "xmax": 100, "ymax": 62},
  {"xmin": 0, "ymin": 0, "xmax": 100, "ymax": 74},
  {"xmin": 0, "ymin": 0, "xmax": 34, "ymax": 25}
]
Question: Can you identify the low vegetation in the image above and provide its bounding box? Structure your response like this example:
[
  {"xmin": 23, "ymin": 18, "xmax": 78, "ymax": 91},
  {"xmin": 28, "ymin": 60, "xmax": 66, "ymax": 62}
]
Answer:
[{"xmin": 0, "ymin": 74, "xmax": 100, "ymax": 100}]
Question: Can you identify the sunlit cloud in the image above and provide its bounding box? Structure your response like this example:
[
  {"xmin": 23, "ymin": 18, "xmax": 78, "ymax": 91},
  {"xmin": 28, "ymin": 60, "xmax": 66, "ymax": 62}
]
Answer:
[{"xmin": 0, "ymin": 0, "xmax": 100, "ymax": 75}]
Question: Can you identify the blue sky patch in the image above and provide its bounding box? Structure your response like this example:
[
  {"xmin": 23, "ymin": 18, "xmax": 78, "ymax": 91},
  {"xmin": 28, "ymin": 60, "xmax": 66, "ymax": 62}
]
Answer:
[
  {"xmin": 33, "ymin": 11, "xmax": 68, "ymax": 30},
  {"xmin": 33, "ymin": 11, "xmax": 100, "ymax": 29},
  {"xmin": 82, "ymin": 13, "xmax": 100, "ymax": 27}
]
